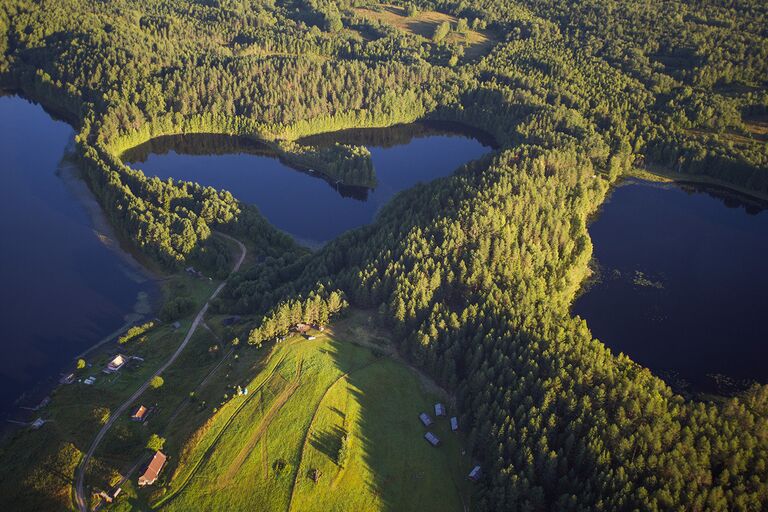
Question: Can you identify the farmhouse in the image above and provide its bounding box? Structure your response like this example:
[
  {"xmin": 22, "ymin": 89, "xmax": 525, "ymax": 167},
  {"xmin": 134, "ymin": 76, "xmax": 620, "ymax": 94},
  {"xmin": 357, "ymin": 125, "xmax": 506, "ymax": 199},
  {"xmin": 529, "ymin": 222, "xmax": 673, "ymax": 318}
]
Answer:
[
  {"xmin": 450, "ymin": 416, "xmax": 458, "ymax": 431},
  {"xmin": 131, "ymin": 405, "xmax": 148, "ymax": 422},
  {"xmin": 419, "ymin": 412, "xmax": 433, "ymax": 427},
  {"xmin": 434, "ymin": 403, "xmax": 445, "ymax": 416},
  {"xmin": 138, "ymin": 451, "xmax": 167, "ymax": 486},
  {"xmin": 424, "ymin": 432, "xmax": 441, "ymax": 446},
  {"xmin": 104, "ymin": 354, "xmax": 127, "ymax": 373},
  {"xmin": 468, "ymin": 465, "xmax": 482, "ymax": 481}
]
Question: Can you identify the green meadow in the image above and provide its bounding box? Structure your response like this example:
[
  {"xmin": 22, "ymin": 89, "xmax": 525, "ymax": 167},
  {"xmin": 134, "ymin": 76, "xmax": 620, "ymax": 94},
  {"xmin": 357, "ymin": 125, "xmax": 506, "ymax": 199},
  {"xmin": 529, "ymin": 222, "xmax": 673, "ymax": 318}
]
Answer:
[{"xmin": 150, "ymin": 313, "xmax": 471, "ymax": 512}]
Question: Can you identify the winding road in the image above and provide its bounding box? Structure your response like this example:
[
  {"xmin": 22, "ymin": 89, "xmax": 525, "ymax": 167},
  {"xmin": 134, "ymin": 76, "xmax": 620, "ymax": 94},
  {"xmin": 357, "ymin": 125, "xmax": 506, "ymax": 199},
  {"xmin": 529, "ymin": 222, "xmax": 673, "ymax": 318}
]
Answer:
[{"xmin": 74, "ymin": 233, "xmax": 246, "ymax": 512}]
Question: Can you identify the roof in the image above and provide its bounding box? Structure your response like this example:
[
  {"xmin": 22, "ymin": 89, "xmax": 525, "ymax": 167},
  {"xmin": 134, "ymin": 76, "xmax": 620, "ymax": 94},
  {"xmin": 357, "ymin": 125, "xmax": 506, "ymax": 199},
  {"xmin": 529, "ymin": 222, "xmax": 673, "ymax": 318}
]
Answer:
[
  {"xmin": 132, "ymin": 405, "xmax": 148, "ymax": 420},
  {"xmin": 450, "ymin": 417, "xmax": 458, "ymax": 430},
  {"xmin": 424, "ymin": 432, "xmax": 440, "ymax": 446},
  {"xmin": 296, "ymin": 323, "xmax": 311, "ymax": 333},
  {"xmin": 468, "ymin": 465, "xmax": 481, "ymax": 480},
  {"xmin": 434, "ymin": 403, "xmax": 445, "ymax": 416},
  {"xmin": 107, "ymin": 354, "xmax": 126, "ymax": 370},
  {"xmin": 419, "ymin": 413, "xmax": 433, "ymax": 426},
  {"xmin": 139, "ymin": 451, "xmax": 167, "ymax": 486}
]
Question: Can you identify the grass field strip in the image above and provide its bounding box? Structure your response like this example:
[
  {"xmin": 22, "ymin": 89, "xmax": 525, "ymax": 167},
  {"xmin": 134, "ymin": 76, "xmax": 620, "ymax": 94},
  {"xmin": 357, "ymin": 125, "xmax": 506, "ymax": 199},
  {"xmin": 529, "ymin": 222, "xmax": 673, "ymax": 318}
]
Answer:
[
  {"xmin": 154, "ymin": 344, "xmax": 295, "ymax": 508},
  {"xmin": 286, "ymin": 358, "xmax": 382, "ymax": 512}
]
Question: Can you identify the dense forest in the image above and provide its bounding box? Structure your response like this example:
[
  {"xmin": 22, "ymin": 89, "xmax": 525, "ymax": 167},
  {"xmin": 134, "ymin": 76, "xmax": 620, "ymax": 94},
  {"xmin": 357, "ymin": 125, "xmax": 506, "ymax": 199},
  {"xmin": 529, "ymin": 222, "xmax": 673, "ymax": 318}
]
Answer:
[{"xmin": 0, "ymin": 0, "xmax": 766, "ymax": 510}]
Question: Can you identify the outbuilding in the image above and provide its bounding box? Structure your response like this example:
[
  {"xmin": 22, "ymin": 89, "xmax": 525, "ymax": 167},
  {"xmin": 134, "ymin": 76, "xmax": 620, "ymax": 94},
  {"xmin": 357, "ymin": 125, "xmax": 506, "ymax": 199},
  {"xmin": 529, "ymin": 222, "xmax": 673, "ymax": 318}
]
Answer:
[
  {"xmin": 450, "ymin": 416, "xmax": 458, "ymax": 431},
  {"xmin": 434, "ymin": 403, "xmax": 445, "ymax": 416},
  {"xmin": 131, "ymin": 405, "xmax": 148, "ymax": 422},
  {"xmin": 468, "ymin": 465, "xmax": 482, "ymax": 481},
  {"xmin": 424, "ymin": 432, "xmax": 440, "ymax": 446},
  {"xmin": 138, "ymin": 451, "xmax": 167, "ymax": 486},
  {"xmin": 105, "ymin": 354, "xmax": 127, "ymax": 373},
  {"xmin": 419, "ymin": 412, "xmax": 433, "ymax": 427}
]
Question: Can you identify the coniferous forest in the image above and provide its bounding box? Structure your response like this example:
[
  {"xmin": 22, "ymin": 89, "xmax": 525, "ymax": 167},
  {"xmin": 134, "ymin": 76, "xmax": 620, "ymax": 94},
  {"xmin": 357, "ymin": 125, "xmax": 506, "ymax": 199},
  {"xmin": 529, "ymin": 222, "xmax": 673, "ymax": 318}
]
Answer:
[{"xmin": 0, "ymin": 0, "xmax": 766, "ymax": 510}]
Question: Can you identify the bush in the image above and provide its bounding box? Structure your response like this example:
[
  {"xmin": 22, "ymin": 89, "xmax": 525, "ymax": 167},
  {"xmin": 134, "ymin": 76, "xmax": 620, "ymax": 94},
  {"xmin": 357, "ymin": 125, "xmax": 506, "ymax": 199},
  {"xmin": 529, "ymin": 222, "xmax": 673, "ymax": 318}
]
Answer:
[
  {"xmin": 160, "ymin": 297, "xmax": 195, "ymax": 321},
  {"xmin": 146, "ymin": 433, "xmax": 165, "ymax": 451}
]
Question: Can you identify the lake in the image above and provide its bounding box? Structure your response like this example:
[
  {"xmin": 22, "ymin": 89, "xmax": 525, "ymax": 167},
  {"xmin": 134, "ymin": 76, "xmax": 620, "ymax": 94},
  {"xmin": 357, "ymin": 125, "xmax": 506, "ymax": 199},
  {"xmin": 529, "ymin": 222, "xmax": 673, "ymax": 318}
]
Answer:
[
  {"xmin": 573, "ymin": 179, "xmax": 768, "ymax": 392},
  {"xmin": 122, "ymin": 122, "xmax": 494, "ymax": 245},
  {"xmin": 0, "ymin": 95, "xmax": 157, "ymax": 415}
]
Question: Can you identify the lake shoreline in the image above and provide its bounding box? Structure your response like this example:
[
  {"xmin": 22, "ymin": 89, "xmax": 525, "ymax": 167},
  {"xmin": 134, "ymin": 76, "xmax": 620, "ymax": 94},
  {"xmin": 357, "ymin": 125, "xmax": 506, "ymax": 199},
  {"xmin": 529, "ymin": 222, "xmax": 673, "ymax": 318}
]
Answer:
[
  {"xmin": 0, "ymin": 96, "xmax": 163, "ymax": 430},
  {"xmin": 573, "ymin": 177, "xmax": 768, "ymax": 397}
]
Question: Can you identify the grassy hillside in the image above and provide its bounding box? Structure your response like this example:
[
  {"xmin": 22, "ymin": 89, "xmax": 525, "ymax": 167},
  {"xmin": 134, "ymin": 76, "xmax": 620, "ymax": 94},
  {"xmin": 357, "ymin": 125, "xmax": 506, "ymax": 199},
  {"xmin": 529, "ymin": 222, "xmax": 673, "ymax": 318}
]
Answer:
[{"xmin": 148, "ymin": 311, "xmax": 470, "ymax": 512}]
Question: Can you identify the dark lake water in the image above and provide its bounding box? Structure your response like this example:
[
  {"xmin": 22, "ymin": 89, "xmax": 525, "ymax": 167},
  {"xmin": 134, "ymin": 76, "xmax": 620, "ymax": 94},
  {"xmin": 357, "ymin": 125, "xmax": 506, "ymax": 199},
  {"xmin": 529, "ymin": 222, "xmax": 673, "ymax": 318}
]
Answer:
[
  {"xmin": 0, "ymin": 95, "xmax": 157, "ymax": 415},
  {"xmin": 122, "ymin": 122, "xmax": 494, "ymax": 245},
  {"xmin": 573, "ymin": 179, "xmax": 768, "ymax": 391}
]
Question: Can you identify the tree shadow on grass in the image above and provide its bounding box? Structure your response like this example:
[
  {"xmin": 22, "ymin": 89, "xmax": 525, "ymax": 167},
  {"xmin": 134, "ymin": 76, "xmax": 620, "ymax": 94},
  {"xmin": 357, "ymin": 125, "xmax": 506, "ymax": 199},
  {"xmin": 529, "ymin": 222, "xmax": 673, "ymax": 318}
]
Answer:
[
  {"xmin": 321, "ymin": 333, "xmax": 462, "ymax": 512},
  {"xmin": 308, "ymin": 424, "xmax": 346, "ymax": 463}
]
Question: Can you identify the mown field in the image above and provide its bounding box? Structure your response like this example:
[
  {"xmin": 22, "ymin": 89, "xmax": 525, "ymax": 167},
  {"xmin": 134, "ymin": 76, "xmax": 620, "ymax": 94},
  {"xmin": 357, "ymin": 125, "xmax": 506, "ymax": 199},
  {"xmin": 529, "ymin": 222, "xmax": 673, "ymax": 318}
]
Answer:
[
  {"xmin": 146, "ymin": 311, "xmax": 471, "ymax": 512},
  {"xmin": 354, "ymin": 4, "xmax": 497, "ymax": 58}
]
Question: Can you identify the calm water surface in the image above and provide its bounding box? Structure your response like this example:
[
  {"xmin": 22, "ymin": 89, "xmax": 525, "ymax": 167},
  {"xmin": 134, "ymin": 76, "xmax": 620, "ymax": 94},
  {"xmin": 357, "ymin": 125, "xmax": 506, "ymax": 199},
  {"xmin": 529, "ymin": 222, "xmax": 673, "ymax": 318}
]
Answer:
[
  {"xmin": 0, "ymin": 95, "xmax": 157, "ymax": 414},
  {"xmin": 573, "ymin": 180, "xmax": 768, "ymax": 390},
  {"xmin": 123, "ymin": 122, "xmax": 493, "ymax": 244}
]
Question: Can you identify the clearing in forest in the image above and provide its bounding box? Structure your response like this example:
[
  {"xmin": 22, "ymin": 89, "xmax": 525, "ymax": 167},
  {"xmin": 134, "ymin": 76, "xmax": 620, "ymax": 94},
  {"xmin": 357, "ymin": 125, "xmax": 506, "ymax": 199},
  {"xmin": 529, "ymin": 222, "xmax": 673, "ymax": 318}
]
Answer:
[
  {"xmin": 355, "ymin": 4, "xmax": 497, "ymax": 58},
  {"xmin": 154, "ymin": 311, "xmax": 471, "ymax": 512}
]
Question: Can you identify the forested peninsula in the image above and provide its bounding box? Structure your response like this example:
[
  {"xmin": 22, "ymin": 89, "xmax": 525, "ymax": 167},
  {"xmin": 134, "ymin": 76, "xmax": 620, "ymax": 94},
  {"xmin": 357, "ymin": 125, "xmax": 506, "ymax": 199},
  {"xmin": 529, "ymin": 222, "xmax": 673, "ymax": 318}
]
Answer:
[{"xmin": 0, "ymin": 0, "xmax": 766, "ymax": 510}]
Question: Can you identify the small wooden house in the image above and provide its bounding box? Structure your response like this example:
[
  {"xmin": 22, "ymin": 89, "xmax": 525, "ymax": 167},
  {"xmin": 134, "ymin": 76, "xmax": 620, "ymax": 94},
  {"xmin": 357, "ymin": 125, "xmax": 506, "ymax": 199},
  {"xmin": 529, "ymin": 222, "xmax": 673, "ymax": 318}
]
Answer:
[
  {"xmin": 419, "ymin": 412, "xmax": 433, "ymax": 427},
  {"xmin": 424, "ymin": 432, "xmax": 440, "ymax": 447},
  {"xmin": 434, "ymin": 403, "xmax": 445, "ymax": 416},
  {"xmin": 450, "ymin": 416, "xmax": 458, "ymax": 431}
]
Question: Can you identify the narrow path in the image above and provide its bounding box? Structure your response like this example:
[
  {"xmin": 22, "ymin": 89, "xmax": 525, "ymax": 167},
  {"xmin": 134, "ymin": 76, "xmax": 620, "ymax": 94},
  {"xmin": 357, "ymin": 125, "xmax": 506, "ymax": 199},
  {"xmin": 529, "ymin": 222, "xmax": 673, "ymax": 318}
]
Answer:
[
  {"xmin": 219, "ymin": 360, "xmax": 304, "ymax": 486},
  {"xmin": 285, "ymin": 359, "xmax": 379, "ymax": 512},
  {"xmin": 74, "ymin": 233, "xmax": 246, "ymax": 512}
]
